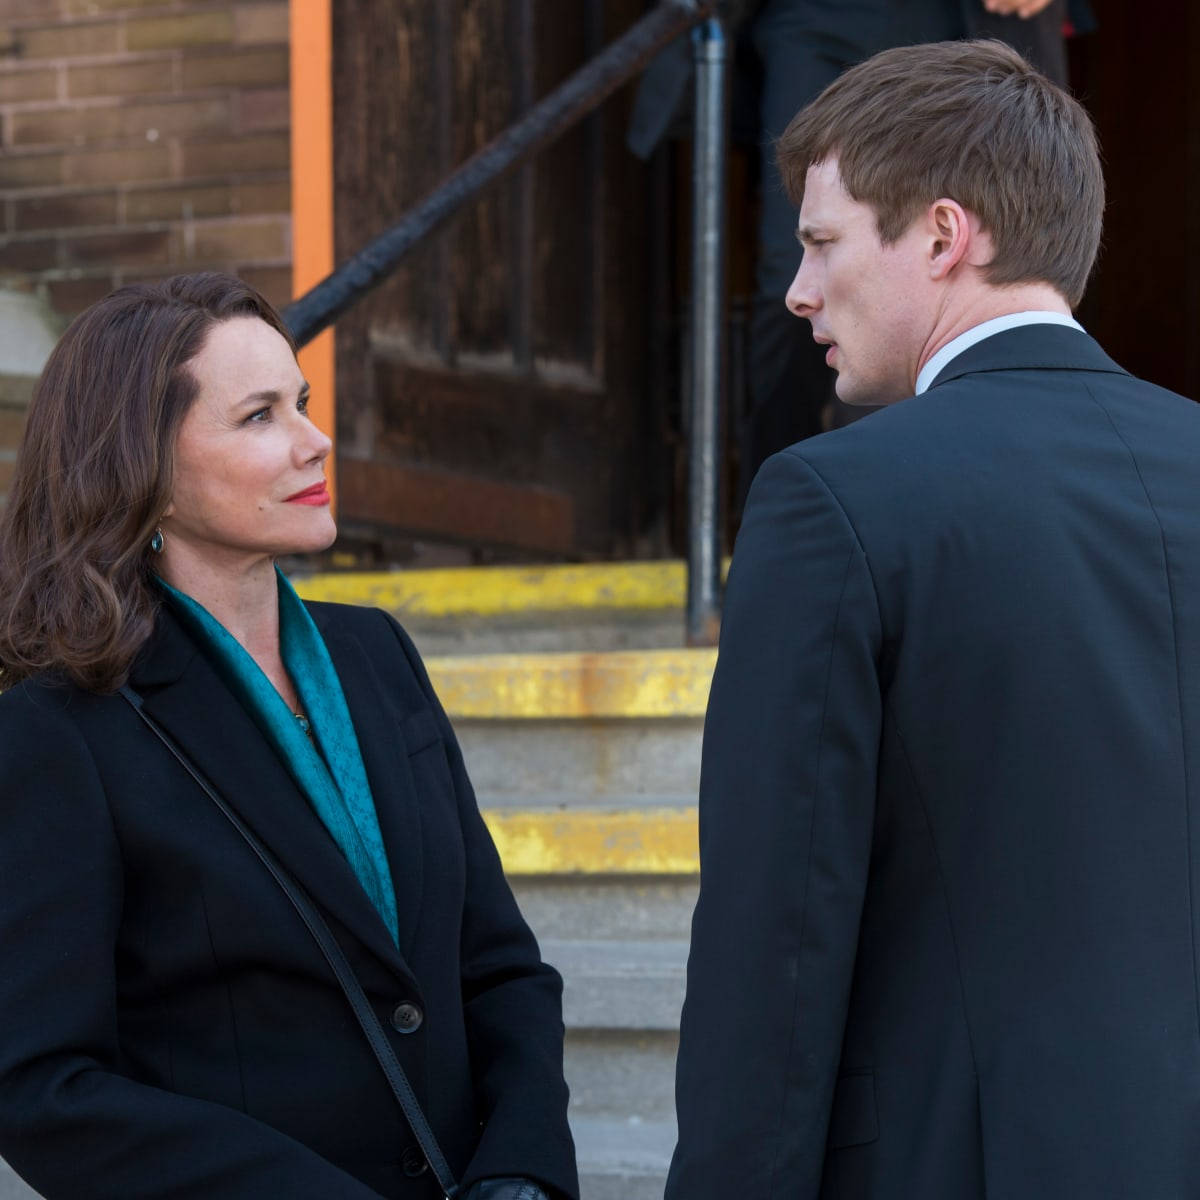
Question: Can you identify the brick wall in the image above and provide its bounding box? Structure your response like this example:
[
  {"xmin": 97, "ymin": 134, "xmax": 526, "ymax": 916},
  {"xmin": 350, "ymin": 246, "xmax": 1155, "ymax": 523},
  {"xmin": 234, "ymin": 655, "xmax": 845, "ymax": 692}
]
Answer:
[{"xmin": 0, "ymin": 0, "xmax": 292, "ymax": 318}]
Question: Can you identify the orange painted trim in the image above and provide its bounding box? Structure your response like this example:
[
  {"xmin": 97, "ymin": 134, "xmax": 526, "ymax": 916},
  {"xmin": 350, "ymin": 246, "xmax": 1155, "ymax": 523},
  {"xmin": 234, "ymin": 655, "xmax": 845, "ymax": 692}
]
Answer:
[{"xmin": 289, "ymin": 0, "xmax": 336, "ymax": 507}]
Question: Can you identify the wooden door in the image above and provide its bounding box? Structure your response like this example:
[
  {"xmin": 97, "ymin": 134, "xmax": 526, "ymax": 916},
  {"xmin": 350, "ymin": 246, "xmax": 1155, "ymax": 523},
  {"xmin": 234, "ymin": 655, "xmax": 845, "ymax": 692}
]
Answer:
[{"xmin": 331, "ymin": 0, "xmax": 659, "ymax": 560}]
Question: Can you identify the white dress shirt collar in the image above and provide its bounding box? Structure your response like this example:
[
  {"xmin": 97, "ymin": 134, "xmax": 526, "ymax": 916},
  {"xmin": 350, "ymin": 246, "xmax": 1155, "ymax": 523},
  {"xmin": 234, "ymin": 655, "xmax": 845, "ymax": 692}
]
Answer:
[{"xmin": 914, "ymin": 311, "xmax": 1085, "ymax": 395}]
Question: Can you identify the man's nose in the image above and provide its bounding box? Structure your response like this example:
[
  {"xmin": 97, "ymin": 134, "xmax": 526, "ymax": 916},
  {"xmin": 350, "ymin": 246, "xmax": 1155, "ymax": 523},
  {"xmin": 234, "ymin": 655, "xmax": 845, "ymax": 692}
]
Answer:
[{"xmin": 785, "ymin": 259, "xmax": 819, "ymax": 319}]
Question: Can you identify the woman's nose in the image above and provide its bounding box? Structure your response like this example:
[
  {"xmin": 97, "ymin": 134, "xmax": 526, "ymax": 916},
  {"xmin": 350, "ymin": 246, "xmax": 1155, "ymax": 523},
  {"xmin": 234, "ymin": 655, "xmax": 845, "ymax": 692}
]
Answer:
[{"xmin": 295, "ymin": 414, "xmax": 333, "ymax": 463}]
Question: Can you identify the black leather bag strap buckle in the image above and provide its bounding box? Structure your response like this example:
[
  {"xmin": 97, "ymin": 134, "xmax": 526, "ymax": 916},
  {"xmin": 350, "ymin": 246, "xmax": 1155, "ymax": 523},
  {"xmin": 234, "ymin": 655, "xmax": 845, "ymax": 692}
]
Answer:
[{"xmin": 118, "ymin": 685, "xmax": 460, "ymax": 1200}]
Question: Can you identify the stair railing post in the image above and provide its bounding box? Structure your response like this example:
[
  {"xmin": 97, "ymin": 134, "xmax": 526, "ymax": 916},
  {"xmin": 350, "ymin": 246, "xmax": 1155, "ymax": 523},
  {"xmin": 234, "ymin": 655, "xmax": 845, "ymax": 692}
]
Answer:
[{"xmin": 686, "ymin": 16, "xmax": 729, "ymax": 647}]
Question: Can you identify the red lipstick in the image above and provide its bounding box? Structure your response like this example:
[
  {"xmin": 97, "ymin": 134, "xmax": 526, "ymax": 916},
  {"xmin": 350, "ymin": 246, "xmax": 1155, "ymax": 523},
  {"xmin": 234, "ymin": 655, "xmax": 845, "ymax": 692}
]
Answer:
[{"xmin": 285, "ymin": 482, "xmax": 330, "ymax": 505}]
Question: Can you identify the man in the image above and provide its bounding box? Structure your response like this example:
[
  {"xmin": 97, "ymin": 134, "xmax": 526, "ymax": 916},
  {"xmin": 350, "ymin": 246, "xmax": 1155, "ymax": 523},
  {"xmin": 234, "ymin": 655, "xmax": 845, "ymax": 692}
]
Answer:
[
  {"xmin": 739, "ymin": 0, "xmax": 1084, "ymax": 501},
  {"xmin": 667, "ymin": 39, "xmax": 1200, "ymax": 1200},
  {"xmin": 632, "ymin": 0, "xmax": 1091, "ymax": 508}
]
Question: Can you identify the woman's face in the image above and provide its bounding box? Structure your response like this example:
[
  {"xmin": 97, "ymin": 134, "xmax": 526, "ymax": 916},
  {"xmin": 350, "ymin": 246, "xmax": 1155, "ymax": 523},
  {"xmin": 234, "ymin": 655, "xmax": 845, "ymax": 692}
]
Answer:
[{"xmin": 161, "ymin": 316, "xmax": 336, "ymax": 569}]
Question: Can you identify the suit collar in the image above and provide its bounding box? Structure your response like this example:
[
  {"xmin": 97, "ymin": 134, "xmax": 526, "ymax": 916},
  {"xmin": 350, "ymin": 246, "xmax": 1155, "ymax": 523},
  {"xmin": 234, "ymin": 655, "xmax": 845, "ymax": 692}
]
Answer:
[
  {"xmin": 128, "ymin": 604, "xmax": 420, "ymax": 982},
  {"xmin": 928, "ymin": 324, "xmax": 1130, "ymax": 390}
]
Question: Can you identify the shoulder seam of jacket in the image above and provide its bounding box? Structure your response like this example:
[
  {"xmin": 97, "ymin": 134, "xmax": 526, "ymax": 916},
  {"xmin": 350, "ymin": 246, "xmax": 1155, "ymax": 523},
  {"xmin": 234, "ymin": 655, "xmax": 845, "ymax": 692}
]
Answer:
[{"xmin": 780, "ymin": 445, "xmax": 885, "ymax": 633}]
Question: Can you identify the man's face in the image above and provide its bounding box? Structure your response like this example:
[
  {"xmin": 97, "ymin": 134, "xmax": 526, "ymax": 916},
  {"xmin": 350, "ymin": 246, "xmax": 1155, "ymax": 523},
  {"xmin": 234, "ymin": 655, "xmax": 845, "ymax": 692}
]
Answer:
[{"xmin": 786, "ymin": 159, "xmax": 933, "ymax": 405}]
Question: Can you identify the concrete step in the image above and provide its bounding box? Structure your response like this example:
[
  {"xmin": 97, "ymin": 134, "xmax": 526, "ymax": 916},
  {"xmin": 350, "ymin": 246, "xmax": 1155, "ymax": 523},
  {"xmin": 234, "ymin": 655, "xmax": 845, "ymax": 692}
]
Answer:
[
  {"xmin": 293, "ymin": 560, "xmax": 706, "ymax": 623},
  {"xmin": 546, "ymin": 939, "xmax": 688, "ymax": 1033},
  {"xmin": 0, "ymin": 1160, "xmax": 38, "ymax": 1200},
  {"xmin": 459, "ymin": 720, "xmax": 702, "ymax": 800},
  {"xmin": 481, "ymin": 790, "xmax": 696, "ymax": 812},
  {"xmin": 293, "ymin": 559, "xmax": 724, "ymax": 658},
  {"xmin": 511, "ymin": 877, "xmax": 698, "ymax": 941},
  {"xmin": 427, "ymin": 648, "xmax": 714, "ymax": 720},
  {"xmin": 572, "ymin": 1114, "xmax": 676, "ymax": 1200},
  {"xmin": 564, "ymin": 1029, "xmax": 678, "ymax": 1118},
  {"xmin": 406, "ymin": 611, "xmax": 685, "ymax": 656}
]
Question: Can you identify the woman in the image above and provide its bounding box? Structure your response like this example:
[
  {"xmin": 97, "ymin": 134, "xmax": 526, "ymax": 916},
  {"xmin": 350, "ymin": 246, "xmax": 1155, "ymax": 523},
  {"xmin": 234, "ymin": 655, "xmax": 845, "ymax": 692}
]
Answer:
[{"xmin": 0, "ymin": 274, "xmax": 578, "ymax": 1200}]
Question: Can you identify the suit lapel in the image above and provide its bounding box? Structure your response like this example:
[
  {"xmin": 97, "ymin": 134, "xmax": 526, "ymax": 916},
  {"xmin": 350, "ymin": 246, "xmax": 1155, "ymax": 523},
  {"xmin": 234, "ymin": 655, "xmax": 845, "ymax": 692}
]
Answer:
[
  {"xmin": 130, "ymin": 607, "xmax": 414, "ymax": 980},
  {"xmin": 315, "ymin": 617, "xmax": 427, "ymax": 959},
  {"xmin": 929, "ymin": 325, "xmax": 1131, "ymax": 390}
]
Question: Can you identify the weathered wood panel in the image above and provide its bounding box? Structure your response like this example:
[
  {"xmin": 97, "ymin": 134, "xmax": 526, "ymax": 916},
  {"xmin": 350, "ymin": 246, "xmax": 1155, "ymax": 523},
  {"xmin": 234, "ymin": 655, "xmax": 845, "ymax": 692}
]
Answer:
[
  {"xmin": 331, "ymin": 0, "xmax": 655, "ymax": 556},
  {"xmin": 338, "ymin": 459, "xmax": 574, "ymax": 554},
  {"xmin": 450, "ymin": 0, "xmax": 516, "ymax": 359}
]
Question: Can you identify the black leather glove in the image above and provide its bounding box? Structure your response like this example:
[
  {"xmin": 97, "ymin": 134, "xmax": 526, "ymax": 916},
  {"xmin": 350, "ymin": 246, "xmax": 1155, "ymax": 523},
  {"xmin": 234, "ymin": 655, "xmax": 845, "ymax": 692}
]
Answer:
[{"xmin": 462, "ymin": 1179, "xmax": 552, "ymax": 1200}]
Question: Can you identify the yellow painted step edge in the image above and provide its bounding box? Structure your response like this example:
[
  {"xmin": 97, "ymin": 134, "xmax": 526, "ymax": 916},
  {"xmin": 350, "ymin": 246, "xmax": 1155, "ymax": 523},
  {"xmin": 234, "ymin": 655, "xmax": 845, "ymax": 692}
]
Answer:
[
  {"xmin": 482, "ymin": 807, "xmax": 699, "ymax": 875},
  {"xmin": 427, "ymin": 648, "xmax": 717, "ymax": 719},
  {"xmin": 293, "ymin": 559, "xmax": 729, "ymax": 619}
]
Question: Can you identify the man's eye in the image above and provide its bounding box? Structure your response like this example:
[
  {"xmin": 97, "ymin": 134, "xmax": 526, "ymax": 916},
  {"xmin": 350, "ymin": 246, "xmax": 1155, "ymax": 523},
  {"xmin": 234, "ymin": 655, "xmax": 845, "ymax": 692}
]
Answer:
[
  {"xmin": 297, "ymin": 395, "xmax": 309, "ymax": 414},
  {"xmin": 246, "ymin": 407, "xmax": 271, "ymax": 423}
]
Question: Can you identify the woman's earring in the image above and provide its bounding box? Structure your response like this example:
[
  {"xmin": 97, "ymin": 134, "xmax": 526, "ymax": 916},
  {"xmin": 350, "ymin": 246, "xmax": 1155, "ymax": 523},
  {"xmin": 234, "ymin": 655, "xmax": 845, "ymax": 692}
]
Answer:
[{"xmin": 149, "ymin": 527, "xmax": 164, "ymax": 555}]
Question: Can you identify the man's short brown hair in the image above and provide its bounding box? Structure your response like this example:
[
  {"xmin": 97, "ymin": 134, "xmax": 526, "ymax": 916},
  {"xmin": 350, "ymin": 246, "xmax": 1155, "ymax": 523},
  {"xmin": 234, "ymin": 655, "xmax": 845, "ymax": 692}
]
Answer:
[{"xmin": 776, "ymin": 39, "xmax": 1103, "ymax": 307}]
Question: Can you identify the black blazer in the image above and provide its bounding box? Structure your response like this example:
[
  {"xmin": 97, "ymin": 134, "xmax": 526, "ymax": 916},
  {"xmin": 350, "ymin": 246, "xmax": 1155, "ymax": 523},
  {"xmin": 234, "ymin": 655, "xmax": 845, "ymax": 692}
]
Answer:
[
  {"xmin": 668, "ymin": 326, "xmax": 1200, "ymax": 1199},
  {"xmin": 0, "ymin": 603, "xmax": 579, "ymax": 1200}
]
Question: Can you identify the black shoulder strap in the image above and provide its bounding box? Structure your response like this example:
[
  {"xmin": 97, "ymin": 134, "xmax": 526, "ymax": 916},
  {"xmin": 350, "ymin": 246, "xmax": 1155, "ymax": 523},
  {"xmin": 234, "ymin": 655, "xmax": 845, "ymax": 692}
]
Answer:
[{"xmin": 118, "ymin": 685, "xmax": 460, "ymax": 1200}]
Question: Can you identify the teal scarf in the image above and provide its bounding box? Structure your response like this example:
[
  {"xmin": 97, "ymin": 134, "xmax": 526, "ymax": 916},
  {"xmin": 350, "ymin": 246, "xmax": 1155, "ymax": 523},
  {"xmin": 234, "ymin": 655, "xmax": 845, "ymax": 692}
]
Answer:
[{"xmin": 156, "ymin": 569, "xmax": 399, "ymax": 945}]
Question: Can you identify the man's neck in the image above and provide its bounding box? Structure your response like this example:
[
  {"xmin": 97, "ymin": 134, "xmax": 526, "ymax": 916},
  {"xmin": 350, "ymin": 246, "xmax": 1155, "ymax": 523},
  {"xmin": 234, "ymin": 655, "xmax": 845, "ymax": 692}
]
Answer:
[
  {"xmin": 915, "ymin": 283, "xmax": 1072, "ymax": 385},
  {"xmin": 915, "ymin": 310, "xmax": 1085, "ymax": 395}
]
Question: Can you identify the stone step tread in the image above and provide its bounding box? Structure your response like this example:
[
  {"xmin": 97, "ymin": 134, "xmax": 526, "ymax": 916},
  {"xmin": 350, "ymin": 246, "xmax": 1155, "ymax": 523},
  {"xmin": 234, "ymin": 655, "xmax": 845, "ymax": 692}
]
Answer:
[
  {"xmin": 407, "ymin": 619, "xmax": 686, "ymax": 657},
  {"xmin": 293, "ymin": 560, "xmax": 729, "ymax": 620},
  {"xmin": 514, "ymin": 878, "xmax": 699, "ymax": 942},
  {"xmin": 427, "ymin": 647, "xmax": 716, "ymax": 720},
  {"xmin": 484, "ymin": 808, "xmax": 698, "ymax": 877},
  {"xmin": 0, "ymin": 1160, "xmax": 38, "ymax": 1200},
  {"xmin": 545, "ymin": 938, "xmax": 690, "ymax": 974},
  {"xmin": 457, "ymin": 720, "xmax": 701, "ymax": 802},
  {"xmin": 564, "ymin": 1028, "xmax": 677, "ymax": 1120},
  {"xmin": 478, "ymin": 791, "xmax": 697, "ymax": 810},
  {"xmin": 572, "ymin": 1113, "xmax": 676, "ymax": 1174},
  {"xmin": 550, "ymin": 939, "xmax": 689, "ymax": 1032}
]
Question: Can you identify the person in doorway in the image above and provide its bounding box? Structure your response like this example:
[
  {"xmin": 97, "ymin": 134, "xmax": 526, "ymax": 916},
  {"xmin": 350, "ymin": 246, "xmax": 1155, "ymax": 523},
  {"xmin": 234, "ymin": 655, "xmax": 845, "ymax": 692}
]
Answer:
[
  {"xmin": 0, "ymin": 273, "xmax": 578, "ymax": 1200},
  {"xmin": 668, "ymin": 38, "xmax": 1200, "ymax": 1200}
]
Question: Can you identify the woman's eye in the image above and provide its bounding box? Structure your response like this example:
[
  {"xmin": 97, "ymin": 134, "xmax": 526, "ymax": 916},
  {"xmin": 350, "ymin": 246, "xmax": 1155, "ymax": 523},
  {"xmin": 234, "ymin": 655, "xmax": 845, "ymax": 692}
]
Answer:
[
  {"xmin": 297, "ymin": 395, "xmax": 309, "ymax": 415},
  {"xmin": 245, "ymin": 407, "xmax": 271, "ymax": 424}
]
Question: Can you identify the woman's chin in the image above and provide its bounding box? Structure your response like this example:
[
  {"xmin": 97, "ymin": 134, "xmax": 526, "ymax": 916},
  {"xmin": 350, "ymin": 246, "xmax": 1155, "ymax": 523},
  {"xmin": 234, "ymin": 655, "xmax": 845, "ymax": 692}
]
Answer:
[{"xmin": 278, "ymin": 516, "xmax": 338, "ymax": 557}]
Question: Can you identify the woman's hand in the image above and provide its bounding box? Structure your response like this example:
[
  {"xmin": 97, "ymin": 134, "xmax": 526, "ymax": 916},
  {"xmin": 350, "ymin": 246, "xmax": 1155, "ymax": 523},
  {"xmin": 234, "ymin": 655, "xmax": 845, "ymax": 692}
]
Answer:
[
  {"xmin": 463, "ymin": 1179, "xmax": 552, "ymax": 1200},
  {"xmin": 980, "ymin": 0, "xmax": 1055, "ymax": 16}
]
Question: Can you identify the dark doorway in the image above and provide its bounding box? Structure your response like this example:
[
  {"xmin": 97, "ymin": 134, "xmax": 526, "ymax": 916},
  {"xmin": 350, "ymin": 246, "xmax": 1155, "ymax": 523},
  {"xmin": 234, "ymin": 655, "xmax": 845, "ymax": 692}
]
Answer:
[{"xmin": 1070, "ymin": 0, "xmax": 1200, "ymax": 398}]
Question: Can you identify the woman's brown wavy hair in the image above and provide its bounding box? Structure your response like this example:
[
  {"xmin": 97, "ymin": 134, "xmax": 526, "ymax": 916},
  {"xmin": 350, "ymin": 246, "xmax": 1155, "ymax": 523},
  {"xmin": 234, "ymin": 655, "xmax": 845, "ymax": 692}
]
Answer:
[{"xmin": 0, "ymin": 272, "xmax": 295, "ymax": 693}]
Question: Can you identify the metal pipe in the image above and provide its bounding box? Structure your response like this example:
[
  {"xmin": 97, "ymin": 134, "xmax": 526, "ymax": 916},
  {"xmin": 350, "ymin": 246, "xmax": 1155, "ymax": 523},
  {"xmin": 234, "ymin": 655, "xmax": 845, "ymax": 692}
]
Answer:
[
  {"xmin": 282, "ymin": 0, "xmax": 717, "ymax": 347},
  {"xmin": 686, "ymin": 16, "xmax": 729, "ymax": 646}
]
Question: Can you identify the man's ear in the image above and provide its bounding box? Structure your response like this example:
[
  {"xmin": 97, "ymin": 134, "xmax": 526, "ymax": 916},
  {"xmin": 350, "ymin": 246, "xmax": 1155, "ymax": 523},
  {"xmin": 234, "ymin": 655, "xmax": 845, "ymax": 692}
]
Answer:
[{"xmin": 926, "ymin": 198, "xmax": 974, "ymax": 281}]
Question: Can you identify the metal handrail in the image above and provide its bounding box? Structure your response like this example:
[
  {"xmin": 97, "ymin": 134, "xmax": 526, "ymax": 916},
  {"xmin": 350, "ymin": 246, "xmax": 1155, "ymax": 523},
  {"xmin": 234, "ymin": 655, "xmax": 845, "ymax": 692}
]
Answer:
[{"xmin": 282, "ymin": 0, "xmax": 717, "ymax": 347}]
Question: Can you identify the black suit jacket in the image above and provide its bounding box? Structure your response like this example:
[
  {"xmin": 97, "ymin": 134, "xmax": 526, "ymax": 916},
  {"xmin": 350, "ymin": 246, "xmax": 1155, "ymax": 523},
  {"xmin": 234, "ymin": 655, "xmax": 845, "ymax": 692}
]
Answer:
[
  {"xmin": 0, "ymin": 603, "xmax": 578, "ymax": 1200},
  {"xmin": 668, "ymin": 325, "xmax": 1200, "ymax": 1199}
]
